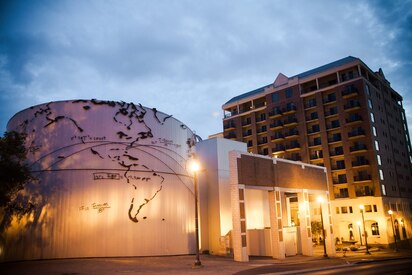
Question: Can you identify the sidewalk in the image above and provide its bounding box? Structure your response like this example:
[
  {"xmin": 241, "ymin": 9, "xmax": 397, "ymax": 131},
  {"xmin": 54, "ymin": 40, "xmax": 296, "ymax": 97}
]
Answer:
[{"xmin": 1, "ymin": 246, "xmax": 411, "ymax": 275}]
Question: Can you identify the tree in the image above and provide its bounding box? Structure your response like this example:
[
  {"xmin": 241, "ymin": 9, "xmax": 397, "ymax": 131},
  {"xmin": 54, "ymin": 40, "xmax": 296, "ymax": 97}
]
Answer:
[{"xmin": 0, "ymin": 131, "xmax": 34, "ymax": 230}]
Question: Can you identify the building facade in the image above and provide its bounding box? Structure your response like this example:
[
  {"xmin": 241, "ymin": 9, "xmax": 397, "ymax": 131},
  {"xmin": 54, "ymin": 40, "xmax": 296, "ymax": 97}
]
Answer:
[{"xmin": 222, "ymin": 56, "xmax": 412, "ymax": 247}]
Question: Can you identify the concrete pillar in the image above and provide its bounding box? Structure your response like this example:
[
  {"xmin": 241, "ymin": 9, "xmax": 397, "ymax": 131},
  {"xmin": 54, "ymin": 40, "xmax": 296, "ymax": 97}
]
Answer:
[
  {"xmin": 298, "ymin": 190, "xmax": 313, "ymax": 256},
  {"xmin": 268, "ymin": 188, "xmax": 285, "ymax": 259},
  {"xmin": 324, "ymin": 192, "xmax": 336, "ymax": 256},
  {"xmin": 229, "ymin": 151, "xmax": 248, "ymax": 262}
]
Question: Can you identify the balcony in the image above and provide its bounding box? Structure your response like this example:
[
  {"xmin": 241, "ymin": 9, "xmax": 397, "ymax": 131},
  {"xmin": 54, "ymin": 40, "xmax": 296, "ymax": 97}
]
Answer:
[
  {"xmin": 307, "ymin": 127, "xmax": 320, "ymax": 135},
  {"xmin": 350, "ymin": 144, "xmax": 367, "ymax": 153},
  {"xmin": 269, "ymin": 107, "xmax": 282, "ymax": 118},
  {"xmin": 323, "ymin": 97, "xmax": 337, "ymax": 105},
  {"xmin": 309, "ymin": 140, "xmax": 322, "ymax": 147},
  {"xmin": 271, "ymin": 133, "xmax": 284, "ymax": 141},
  {"xmin": 225, "ymin": 132, "xmax": 236, "ymax": 139},
  {"xmin": 224, "ymin": 121, "xmax": 236, "ymax": 130},
  {"xmin": 270, "ymin": 120, "xmax": 283, "ymax": 130},
  {"xmin": 306, "ymin": 114, "xmax": 319, "ymax": 122},
  {"xmin": 310, "ymin": 154, "xmax": 323, "ymax": 160},
  {"xmin": 286, "ymin": 142, "xmax": 300, "ymax": 152},
  {"xmin": 355, "ymin": 186, "xmax": 374, "ymax": 196},
  {"xmin": 282, "ymin": 104, "xmax": 297, "ymax": 114},
  {"xmin": 283, "ymin": 117, "xmax": 298, "ymax": 127},
  {"xmin": 273, "ymin": 145, "xmax": 286, "ymax": 153},
  {"xmin": 332, "ymin": 178, "xmax": 347, "ymax": 184},
  {"xmin": 352, "ymin": 160, "xmax": 370, "ymax": 167},
  {"xmin": 331, "ymin": 164, "xmax": 346, "ymax": 170},
  {"xmin": 258, "ymin": 139, "xmax": 268, "ymax": 146},
  {"xmin": 325, "ymin": 110, "xmax": 338, "ymax": 117},
  {"xmin": 346, "ymin": 115, "xmax": 363, "ymax": 124},
  {"xmin": 341, "ymin": 86, "xmax": 359, "ymax": 98},
  {"xmin": 284, "ymin": 129, "xmax": 299, "ymax": 139},
  {"xmin": 257, "ymin": 127, "xmax": 267, "ymax": 135},
  {"xmin": 348, "ymin": 129, "xmax": 366, "ymax": 139},
  {"xmin": 288, "ymin": 155, "xmax": 302, "ymax": 161},
  {"xmin": 242, "ymin": 131, "xmax": 252, "ymax": 137},
  {"xmin": 344, "ymin": 101, "xmax": 361, "ymax": 111},
  {"xmin": 330, "ymin": 151, "xmax": 344, "ymax": 158},
  {"xmin": 242, "ymin": 120, "xmax": 251, "ymax": 127},
  {"xmin": 304, "ymin": 102, "xmax": 317, "ymax": 109},
  {"xmin": 328, "ymin": 136, "xmax": 342, "ymax": 144},
  {"xmin": 354, "ymin": 175, "xmax": 372, "ymax": 183},
  {"xmin": 326, "ymin": 122, "xmax": 340, "ymax": 130},
  {"xmin": 334, "ymin": 192, "xmax": 349, "ymax": 199}
]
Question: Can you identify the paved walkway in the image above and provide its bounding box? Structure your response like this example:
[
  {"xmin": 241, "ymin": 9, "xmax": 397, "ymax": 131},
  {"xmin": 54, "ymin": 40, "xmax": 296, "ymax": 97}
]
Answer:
[{"xmin": 1, "ymin": 246, "xmax": 411, "ymax": 274}]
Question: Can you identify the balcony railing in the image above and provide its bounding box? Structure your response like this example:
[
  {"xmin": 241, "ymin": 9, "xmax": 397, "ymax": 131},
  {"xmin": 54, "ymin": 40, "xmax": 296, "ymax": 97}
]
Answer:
[
  {"xmin": 224, "ymin": 121, "xmax": 236, "ymax": 130},
  {"xmin": 307, "ymin": 128, "xmax": 320, "ymax": 134},
  {"xmin": 344, "ymin": 101, "xmax": 361, "ymax": 110},
  {"xmin": 304, "ymin": 102, "xmax": 317, "ymax": 109},
  {"xmin": 352, "ymin": 160, "xmax": 370, "ymax": 167},
  {"xmin": 354, "ymin": 175, "xmax": 372, "ymax": 182},
  {"xmin": 269, "ymin": 108, "xmax": 282, "ymax": 117},
  {"xmin": 273, "ymin": 145, "xmax": 286, "ymax": 152},
  {"xmin": 350, "ymin": 144, "xmax": 367, "ymax": 152},
  {"xmin": 325, "ymin": 110, "xmax": 338, "ymax": 117},
  {"xmin": 334, "ymin": 192, "xmax": 349, "ymax": 198},
  {"xmin": 286, "ymin": 143, "xmax": 300, "ymax": 150},
  {"xmin": 310, "ymin": 153, "xmax": 323, "ymax": 160},
  {"xmin": 284, "ymin": 130, "xmax": 299, "ymax": 138},
  {"xmin": 309, "ymin": 140, "xmax": 322, "ymax": 147},
  {"xmin": 332, "ymin": 178, "xmax": 347, "ymax": 184},
  {"xmin": 271, "ymin": 133, "xmax": 284, "ymax": 140},
  {"xmin": 328, "ymin": 136, "xmax": 342, "ymax": 143},
  {"xmin": 225, "ymin": 132, "xmax": 236, "ymax": 139},
  {"xmin": 242, "ymin": 120, "xmax": 251, "ymax": 126},
  {"xmin": 270, "ymin": 121, "xmax": 283, "ymax": 129},
  {"xmin": 342, "ymin": 86, "xmax": 359, "ymax": 98},
  {"xmin": 283, "ymin": 118, "xmax": 298, "ymax": 126},
  {"xmin": 346, "ymin": 115, "xmax": 363, "ymax": 123},
  {"xmin": 282, "ymin": 105, "xmax": 297, "ymax": 113},
  {"xmin": 331, "ymin": 164, "xmax": 346, "ymax": 170},
  {"xmin": 355, "ymin": 187, "xmax": 374, "ymax": 196},
  {"xmin": 348, "ymin": 129, "xmax": 366, "ymax": 138},
  {"xmin": 330, "ymin": 151, "xmax": 344, "ymax": 157}
]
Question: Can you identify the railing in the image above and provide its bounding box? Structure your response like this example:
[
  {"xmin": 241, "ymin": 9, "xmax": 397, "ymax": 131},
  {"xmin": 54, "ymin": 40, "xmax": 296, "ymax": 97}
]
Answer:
[
  {"xmin": 350, "ymin": 144, "xmax": 367, "ymax": 152},
  {"xmin": 269, "ymin": 108, "xmax": 282, "ymax": 117},
  {"xmin": 355, "ymin": 187, "xmax": 374, "ymax": 196},
  {"xmin": 334, "ymin": 192, "xmax": 349, "ymax": 198},
  {"xmin": 328, "ymin": 137, "xmax": 342, "ymax": 143},
  {"xmin": 225, "ymin": 132, "xmax": 236, "ymax": 139},
  {"xmin": 348, "ymin": 129, "xmax": 365, "ymax": 138},
  {"xmin": 270, "ymin": 121, "xmax": 283, "ymax": 128},
  {"xmin": 352, "ymin": 160, "xmax": 370, "ymax": 167},
  {"xmin": 344, "ymin": 101, "xmax": 361, "ymax": 110},
  {"xmin": 307, "ymin": 128, "xmax": 320, "ymax": 134},
  {"xmin": 284, "ymin": 130, "xmax": 299, "ymax": 137},
  {"xmin": 223, "ymin": 122, "xmax": 236, "ymax": 129},
  {"xmin": 354, "ymin": 175, "xmax": 372, "ymax": 182},
  {"xmin": 346, "ymin": 115, "xmax": 362, "ymax": 123},
  {"xmin": 342, "ymin": 86, "xmax": 358, "ymax": 97},
  {"xmin": 273, "ymin": 145, "xmax": 285, "ymax": 152},
  {"xmin": 331, "ymin": 164, "xmax": 346, "ymax": 170},
  {"xmin": 271, "ymin": 133, "xmax": 284, "ymax": 140}
]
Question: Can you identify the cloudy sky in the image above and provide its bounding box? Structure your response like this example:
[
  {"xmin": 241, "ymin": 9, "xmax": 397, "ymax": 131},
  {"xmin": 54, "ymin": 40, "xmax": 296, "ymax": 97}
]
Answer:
[{"xmin": 1, "ymin": 0, "xmax": 411, "ymax": 139}]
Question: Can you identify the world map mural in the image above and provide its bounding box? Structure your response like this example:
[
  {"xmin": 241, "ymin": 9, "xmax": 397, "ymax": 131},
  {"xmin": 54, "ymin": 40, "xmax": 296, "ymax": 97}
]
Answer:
[{"xmin": 3, "ymin": 100, "xmax": 197, "ymax": 261}]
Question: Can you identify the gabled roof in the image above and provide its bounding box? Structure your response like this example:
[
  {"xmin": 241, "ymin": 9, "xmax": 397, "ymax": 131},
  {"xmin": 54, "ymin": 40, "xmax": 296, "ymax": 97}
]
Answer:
[{"xmin": 224, "ymin": 56, "xmax": 359, "ymax": 106}]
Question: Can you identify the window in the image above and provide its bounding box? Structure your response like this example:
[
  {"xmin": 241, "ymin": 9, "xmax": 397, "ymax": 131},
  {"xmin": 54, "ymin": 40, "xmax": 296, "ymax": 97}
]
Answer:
[
  {"xmin": 371, "ymin": 222, "xmax": 380, "ymax": 235},
  {"xmin": 379, "ymin": 169, "xmax": 384, "ymax": 180},
  {"xmin": 368, "ymin": 99, "xmax": 373, "ymax": 109},
  {"xmin": 373, "ymin": 205, "xmax": 377, "ymax": 212},
  {"xmin": 365, "ymin": 84, "xmax": 370, "ymax": 96},
  {"xmin": 370, "ymin": 112, "xmax": 375, "ymax": 123},
  {"xmin": 272, "ymin": 93, "xmax": 279, "ymax": 102},
  {"xmin": 375, "ymin": 140, "xmax": 380, "ymax": 151},
  {"xmin": 341, "ymin": 206, "xmax": 348, "ymax": 214},
  {"xmin": 382, "ymin": 184, "xmax": 386, "ymax": 195},
  {"xmin": 365, "ymin": 205, "xmax": 372, "ymax": 212},
  {"xmin": 285, "ymin": 88, "xmax": 293, "ymax": 98},
  {"xmin": 373, "ymin": 126, "xmax": 377, "ymax": 137},
  {"xmin": 349, "ymin": 206, "xmax": 353, "ymax": 213},
  {"xmin": 377, "ymin": 155, "xmax": 382, "ymax": 165},
  {"xmin": 338, "ymin": 174, "xmax": 347, "ymax": 183}
]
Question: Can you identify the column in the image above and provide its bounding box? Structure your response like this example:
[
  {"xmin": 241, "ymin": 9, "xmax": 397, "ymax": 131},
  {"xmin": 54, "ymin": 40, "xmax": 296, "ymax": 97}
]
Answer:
[
  {"xmin": 298, "ymin": 190, "xmax": 313, "ymax": 256},
  {"xmin": 268, "ymin": 188, "xmax": 285, "ymax": 259},
  {"xmin": 229, "ymin": 151, "xmax": 249, "ymax": 262},
  {"xmin": 324, "ymin": 192, "xmax": 336, "ymax": 256}
]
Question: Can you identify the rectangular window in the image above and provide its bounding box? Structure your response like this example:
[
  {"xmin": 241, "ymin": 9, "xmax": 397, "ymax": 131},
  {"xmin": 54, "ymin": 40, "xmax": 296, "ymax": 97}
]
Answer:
[
  {"xmin": 336, "ymin": 207, "xmax": 340, "ymax": 214},
  {"xmin": 285, "ymin": 88, "xmax": 293, "ymax": 98},
  {"xmin": 373, "ymin": 126, "xmax": 377, "ymax": 137},
  {"xmin": 379, "ymin": 169, "xmax": 384, "ymax": 180},
  {"xmin": 341, "ymin": 206, "xmax": 348, "ymax": 214},
  {"xmin": 368, "ymin": 99, "xmax": 373, "ymax": 109},
  {"xmin": 375, "ymin": 140, "xmax": 380, "ymax": 151},
  {"xmin": 382, "ymin": 184, "xmax": 386, "ymax": 195},
  {"xmin": 373, "ymin": 205, "xmax": 377, "ymax": 212},
  {"xmin": 272, "ymin": 93, "xmax": 279, "ymax": 102},
  {"xmin": 365, "ymin": 205, "xmax": 372, "ymax": 212},
  {"xmin": 365, "ymin": 84, "xmax": 370, "ymax": 96},
  {"xmin": 377, "ymin": 155, "xmax": 382, "ymax": 165},
  {"xmin": 349, "ymin": 206, "xmax": 353, "ymax": 213},
  {"xmin": 370, "ymin": 112, "xmax": 375, "ymax": 123}
]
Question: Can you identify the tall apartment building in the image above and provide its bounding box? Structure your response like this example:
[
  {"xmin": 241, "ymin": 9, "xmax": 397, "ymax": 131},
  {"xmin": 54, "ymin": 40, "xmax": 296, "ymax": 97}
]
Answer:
[{"xmin": 222, "ymin": 56, "xmax": 412, "ymax": 246}]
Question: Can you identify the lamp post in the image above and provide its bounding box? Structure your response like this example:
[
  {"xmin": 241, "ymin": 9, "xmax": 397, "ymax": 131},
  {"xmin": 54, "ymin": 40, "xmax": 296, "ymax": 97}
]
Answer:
[
  {"xmin": 317, "ymin": 196, "xmax": 328, "ymax": 257},
  {"xmin": 359, "ymin": 205, "xmax": 371, "ymax": 254},
  {"xmin": 388, "ymin": 210, "xmax": 398, "ymax": 252},
  {"xmin": 189, "ymin": 159, "xmax": 202, "ymax": 267},
  {"xmin": 356, "ymin": 221, "xmax": 363, "ymax": 246}
]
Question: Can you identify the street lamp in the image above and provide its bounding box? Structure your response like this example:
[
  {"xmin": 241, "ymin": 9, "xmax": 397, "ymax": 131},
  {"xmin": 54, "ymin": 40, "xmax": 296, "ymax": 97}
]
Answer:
[
  {"xmin": 189, "ymin": 159, "xmax": 202, "ymax": 267},
  {"xmin": 388, "ymin": 210, "xmax": 398, "ymax": 252},
  {"xmin": 356, "ymin": 221, "xmax": 363, "ymax": 246},
  {"xmin": 359, "ymin": 205, "xmax": 371, "ymax": 254},
  {"xmin": 317, "ymin": 196, "xmax": 328, "ymax": 257}
]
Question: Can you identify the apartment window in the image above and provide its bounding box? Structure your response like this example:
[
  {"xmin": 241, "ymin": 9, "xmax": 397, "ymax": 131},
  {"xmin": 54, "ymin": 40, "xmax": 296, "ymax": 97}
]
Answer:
[
  {"xmin": 375, "ymin": 140, "xmax": 380, "ymax": 151},
  {"xmin": 349, "ymin": 206, "xmax": 353, "ymax": 213},
  {"xmin": 341, "ymin": 206, "xmax": 348, "ymax": 214},
  {"xmin": 382, "ymin": 184, "xmax": 386, "ymax": 195},
  {"xmin": 285, "ymin": 88, "xmax": 293, "ymax": 98},
  {"xmin": 371, "ymin": 222, "xmax": 380, "ymax": 235},
  {"xmin": 272, "ymin": 93, "xmax": 279, "ymax": 102},
  {"xmin": 365, "ymin": 205, "xmax": 372, "ymax": 212},
  {"xmin": 379, "ymin": 169, "xmax": 384, "ymax": 180},
  {"xmin": 377, "ymin": 155, "xmax": 382, "ymax": 165},
  {"xmin": 373, "ymin": 205, "xmax": 377, "ymax": 212},
  {"xmin": 336, "ymin": 207, "xmax": 340, "ymax": 214},
  {"xmin": 365, "ymin": 84, "xmax": 370, "ymax": 96},
  {"xmin": 338, "ymin": 174, "xmax": 347, "ymax": 183},
  {"xmin": 372, "ymin": 126, "xmax": 377, "ymax": 137},
  {"xmin": 370, "ymin": 112, "xmax": 375, "ymax": 123},
  {"xmin": 368, "ymin": 99, "xmax": 373, "ymax": 109}
]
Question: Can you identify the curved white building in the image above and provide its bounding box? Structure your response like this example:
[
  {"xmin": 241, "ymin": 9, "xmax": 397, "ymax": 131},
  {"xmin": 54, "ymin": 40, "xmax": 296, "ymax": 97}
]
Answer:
[{"xmin": 4, "ymin": 100, "xmax": 196, "ymax": 261}]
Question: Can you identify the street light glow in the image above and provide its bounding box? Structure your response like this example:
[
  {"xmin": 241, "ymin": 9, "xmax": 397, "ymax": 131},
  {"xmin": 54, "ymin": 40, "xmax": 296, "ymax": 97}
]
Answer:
[
  {"xmin": 317, "ymin": 196, "xmax": 324, "ymax": 203},
  {"xmin": 356, "ymin": 221, "xmax": 361, "ymax": 226},
  {"xmin": 189, "ymin": 160, "xmax": 201, "ymax": 173},
  {"xmin": 388, "ymin": 209, "xmax": 393, "ymax": 215},
  {"xmin": 359, "ymin": 204, "xmax": 364, "ymax": 210}
]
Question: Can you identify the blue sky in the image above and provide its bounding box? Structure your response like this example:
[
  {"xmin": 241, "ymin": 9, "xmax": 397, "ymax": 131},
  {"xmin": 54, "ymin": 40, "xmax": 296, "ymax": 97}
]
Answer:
[{"xmin": 1, "ymin": 0, "xmax": 411, "ymax": 139}]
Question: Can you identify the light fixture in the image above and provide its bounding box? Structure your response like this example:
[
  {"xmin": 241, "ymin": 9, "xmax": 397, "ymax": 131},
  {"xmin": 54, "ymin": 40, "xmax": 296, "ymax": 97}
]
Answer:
[
  {"xmin": 359, "ymin": 205, "xmax": 370, "ymax": 254},
  {"xmin": 317, "ymin": 195, "xmax": 327, "ymax": 257},
  {"xmin": 388, "ymin": 209, "xmax": 398, "ymax": 252}
]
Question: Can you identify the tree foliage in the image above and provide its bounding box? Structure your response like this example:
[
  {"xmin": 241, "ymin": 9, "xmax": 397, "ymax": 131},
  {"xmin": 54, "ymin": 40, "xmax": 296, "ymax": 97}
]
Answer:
[{"xmin": 0, "ymin": 131, "xmax": 34, "ymax": 228}]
